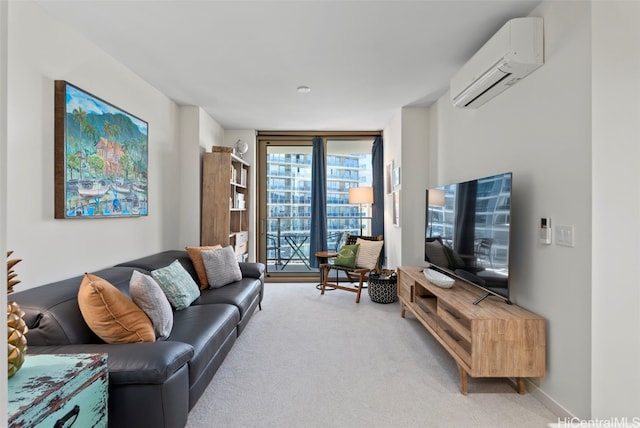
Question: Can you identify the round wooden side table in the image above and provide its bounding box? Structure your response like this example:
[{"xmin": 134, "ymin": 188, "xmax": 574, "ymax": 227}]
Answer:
[{"xmin": 315, "ymin": 251, "xmax": 338, "ymax": 290}]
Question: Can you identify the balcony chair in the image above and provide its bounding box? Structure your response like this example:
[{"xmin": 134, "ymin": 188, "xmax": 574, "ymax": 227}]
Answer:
[
  {"xmin": 328, "ymin": 231, "xmax": 344, "ymax": 252},
  {"xmin": 320, "ymin": 234, "xmax": 384, "ymax": 303},
  {"xmin": 266, "ymin": 234, "xmax": 282, "ymax": 270},
  {"xmin": 475, "ymin": 237, "xmax": 494, "ymax": 267}
]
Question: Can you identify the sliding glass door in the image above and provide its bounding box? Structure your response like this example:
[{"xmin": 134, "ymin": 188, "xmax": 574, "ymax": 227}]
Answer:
[
  {"xmin": 257, "ymin": 134, "xmax": 376, "ymax": 281},
  {"xmin": 264, "ymin": 143, "xmax": 313, "ymax": 275}
]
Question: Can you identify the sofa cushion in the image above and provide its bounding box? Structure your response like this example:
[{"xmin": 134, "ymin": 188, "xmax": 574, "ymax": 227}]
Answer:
[
  {"xmin": 78, "ymin": 273, "xmax": 155, "ymax": 344},
  {"xmin": 151, "ymin": 260, "xmax": 201, "ymax": 310},
  {"xmin": 201, "ymin": 246, "xmax": 242, "ymax": 288},
  {"xmin": 167, "ymin": 304, "xmax": 239, "ymax": 388},
  {"xmin": 115, "ymin": 250, "xmax": 199, "ymax": 284},
  {"xmin": 12, "ymin": 274, "xmax": 99, "ymax": 345},
  {"xmin": 186, "ymin": 245, "xmax": 223, "ymax": 289},
  {"xmin": 11, "ymin": 267, "xmax": 141, "ymax": 346},
  {"xmin": 130, "ymin": 270, "xmax": 174, "ymax": 340},
  {"xmin": 26, "ymin": 341, "xmax": 194, "ymax": 385},
  {"xmin": 194, "ymin": 277, "xmax": 262, "ymax": 319}
]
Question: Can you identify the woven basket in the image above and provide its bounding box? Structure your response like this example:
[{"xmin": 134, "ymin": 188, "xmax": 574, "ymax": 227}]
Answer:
[{"xmin": 367, "ymin": 271, "xmax": 398, "ymax": 304}]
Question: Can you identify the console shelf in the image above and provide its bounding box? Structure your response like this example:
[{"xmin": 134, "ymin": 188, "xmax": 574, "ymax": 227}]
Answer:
[{"xmin": 398, "ymin": 266, "xmax": 546, "ymax": 395}]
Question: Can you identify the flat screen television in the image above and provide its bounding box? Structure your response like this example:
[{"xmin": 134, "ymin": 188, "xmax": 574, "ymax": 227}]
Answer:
[{"xmin": 425, "ymin": 172, "xmax": 512, "ymax": 304}]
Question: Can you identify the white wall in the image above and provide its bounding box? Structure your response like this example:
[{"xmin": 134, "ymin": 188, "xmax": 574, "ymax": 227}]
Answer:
[
  {"xmin": 432, "ymin": 1, "xmax": 592, "ymax": 418},
  {"xmin": 399, "ymin": 107, "xmax": 430, "ymax": 267},
  {"xmin": 7, "ymin": 1, "xmax": 186, "ymax": 289},
  {"xmin": 383, "ymin": 107, "xmax": 431, "ymax": 270},
  {"xmin": 199, "ymin": 108, "xmax": 225, "ymax": 153},
  {"xmin": 591, "ymin": 1, "xmax": 640, "ymax": 418},
  {"xmin": 1, "ymin": 0, "xmax": 8, "ymax": 421},
  {"xmin": 383, "ymin": 110, "xmax": 402, "ymax": 268},
  {"xmin": 178, "ymin": 106, "xmax": 203, "ymax": 248},
  {"xmin": 178, "ymin": 106, "xmax": 227, "ymax": 249}
]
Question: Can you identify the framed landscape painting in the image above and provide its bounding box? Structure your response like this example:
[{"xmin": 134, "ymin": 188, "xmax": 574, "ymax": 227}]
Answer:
[{"xmin": 54, "ymin": 81, "xmax": 148, "ymax": 218}]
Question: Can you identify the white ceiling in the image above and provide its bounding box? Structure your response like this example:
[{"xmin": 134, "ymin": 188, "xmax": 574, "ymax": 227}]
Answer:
[{"xmin": 36, "ymin": 0, "xmax": 541, "ymax": 131}]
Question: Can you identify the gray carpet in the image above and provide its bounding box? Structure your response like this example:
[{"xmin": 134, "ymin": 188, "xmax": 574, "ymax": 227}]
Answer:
[{"xmin": 186, "ymin": 282, "xmax": 556, "ymax": 428}]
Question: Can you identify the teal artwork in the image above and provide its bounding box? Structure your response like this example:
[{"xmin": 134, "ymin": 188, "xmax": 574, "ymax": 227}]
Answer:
[{"xmin": 54, "ymin": 81, "xmax": 148, "ymax": 218}]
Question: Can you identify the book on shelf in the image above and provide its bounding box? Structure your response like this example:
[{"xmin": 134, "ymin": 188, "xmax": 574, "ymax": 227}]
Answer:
[{"xmin": 234, "ymin": 191, "xmax": 245, "ymax": 209}]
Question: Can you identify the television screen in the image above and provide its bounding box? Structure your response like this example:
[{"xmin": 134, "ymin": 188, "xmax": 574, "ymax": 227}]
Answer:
[{"xmin": 425, "ymin": 172, "xmax": 512, "ymax": 300}]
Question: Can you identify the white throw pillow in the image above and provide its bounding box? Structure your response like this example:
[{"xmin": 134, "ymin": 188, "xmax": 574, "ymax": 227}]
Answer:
[
  {"xmin": 355, "ymin": 238, "xmax": 384, "ymax": 270},
  {"xmin": 201, "ymin": 246, "xmax": 243, "ymax": 288},
  {"xmin": 130, "ymin": 270, "xmax": 174, "ymax": 340}
]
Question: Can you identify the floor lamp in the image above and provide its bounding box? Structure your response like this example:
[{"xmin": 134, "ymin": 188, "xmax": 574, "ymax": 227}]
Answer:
[{"xmin": 349, "ymin": 186, "xmax": 374, "ymax": 236}]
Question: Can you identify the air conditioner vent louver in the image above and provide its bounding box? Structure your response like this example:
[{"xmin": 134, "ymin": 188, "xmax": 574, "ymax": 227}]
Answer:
[{"xmin": 450, "ymin": 17, "xmax": 544, "ymax": 109}]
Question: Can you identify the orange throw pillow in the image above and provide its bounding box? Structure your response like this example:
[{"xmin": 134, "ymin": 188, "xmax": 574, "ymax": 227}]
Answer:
[
  {"xmin": 78, "ymin": 273, "xmax": 155, "ymax": 344},
  {"xmin": 186, "ymin": 245, "xmax": 222, "ymax": 289}
]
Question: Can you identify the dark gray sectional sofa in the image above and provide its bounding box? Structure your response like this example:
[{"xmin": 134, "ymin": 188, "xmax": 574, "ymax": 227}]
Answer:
[{"xmin": 11, "ymin": 250, "xmax": 265, "ymax": 428}]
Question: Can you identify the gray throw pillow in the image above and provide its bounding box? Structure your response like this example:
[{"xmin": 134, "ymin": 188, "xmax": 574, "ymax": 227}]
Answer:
[
  {"xmin": 130, "ymin": 270, "xmax": 173, "ymax": 340},
  {"xmin": 201, "ymin": 246, "xmax": 243, "ymax": 288}
]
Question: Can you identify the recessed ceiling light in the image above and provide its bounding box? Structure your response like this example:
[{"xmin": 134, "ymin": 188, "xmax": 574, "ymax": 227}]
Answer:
[{"xmin": 297, "ymin": 86, "xmax": 311, "ymax": 94}]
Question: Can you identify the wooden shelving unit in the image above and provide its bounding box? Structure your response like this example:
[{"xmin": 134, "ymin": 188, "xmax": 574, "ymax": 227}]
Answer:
[
  {"xmin": 201, "ymin": 146, "xmax": 250, "ymax": 261},
  {"xmin": 397, "ymin": 266, "xmax": 546, "ymax": 395}
]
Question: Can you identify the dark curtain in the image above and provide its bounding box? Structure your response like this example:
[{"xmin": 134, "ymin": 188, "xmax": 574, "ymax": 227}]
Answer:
[
  {"xmin": 454, "ymin": 180, "xmax": 477, "ymax": 260},
  {"xmin": 371, "ymin": 136, "xmax": 384, "ymax": 237},
  {"xmin": 309, "ymin": 137, "xmax": 327, "ymax": 268}
]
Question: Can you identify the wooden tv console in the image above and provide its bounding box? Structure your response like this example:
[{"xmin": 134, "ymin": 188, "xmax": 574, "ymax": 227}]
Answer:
[{"xmin": 397, "ymin": 266, "xmax": 546, "ymax": 395}]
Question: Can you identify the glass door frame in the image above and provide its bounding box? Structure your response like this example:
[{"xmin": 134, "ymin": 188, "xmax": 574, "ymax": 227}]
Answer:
[{"xmin": 256, "ymin": 131, "xmax": 382, "ymax": 282}]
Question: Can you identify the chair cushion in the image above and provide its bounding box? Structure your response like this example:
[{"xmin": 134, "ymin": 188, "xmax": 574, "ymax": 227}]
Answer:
[
  {"xmin": 130, "ymin": 270, "xmax": 174, "ymax": 340},
  {"xmin": 201, "ymin": 246, "xmax": 243, "ymax": 288},
  {"xmin": 334, "ymin": 244, "xmax": 360, "ymax": 268},
  {"xmin": 78, "ymin": 273, "xmax": 155, "ymax": 344},
  {"xmin": 186, "ymin": 245, "xmax": 223, "ymax": 289},
  {"xmin": 425, "ymin": 239, "xmax": 450, "ymax": 268},
  {"xmin": 355, "ymin": 238, "xmax": 383, "ymax": 270},
  {"xmin": 151, "ymin": 260, "xmax": 201, "ymax": 310}
]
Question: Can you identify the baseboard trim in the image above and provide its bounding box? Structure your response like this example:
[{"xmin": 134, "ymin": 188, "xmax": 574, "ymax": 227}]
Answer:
[{"xmin": 524, "ymin": 378, "xmax": 575, "ymax": 421}]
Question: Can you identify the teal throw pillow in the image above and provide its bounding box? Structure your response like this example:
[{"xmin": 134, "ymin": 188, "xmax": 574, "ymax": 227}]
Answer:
[
  {"xmin": 151, "ymin": 260, "xmax": 200, "ymax": 310},
  {"xmin": 334, "ymin": 244, "xmax": 360, "ymax": 268}
]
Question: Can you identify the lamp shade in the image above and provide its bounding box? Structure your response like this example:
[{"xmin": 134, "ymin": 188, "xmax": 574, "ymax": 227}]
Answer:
[
  {"xmin": 349, "ymin": 186, "xmax": 374, "ymax": 204},
  {"xmin": 428, "ymin": 189, "xmax": 445, "ymax": 207}
]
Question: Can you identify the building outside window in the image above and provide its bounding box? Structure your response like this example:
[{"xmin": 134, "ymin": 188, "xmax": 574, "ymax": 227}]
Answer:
[{"xmin": 263, "ymin": 139, "xmax": 373, "ymax": 274}]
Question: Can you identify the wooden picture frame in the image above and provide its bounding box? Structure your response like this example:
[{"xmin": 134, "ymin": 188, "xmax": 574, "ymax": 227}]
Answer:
[{"xmin": 54, "ymin": 81, "xmax": 149, "ymax": 218}]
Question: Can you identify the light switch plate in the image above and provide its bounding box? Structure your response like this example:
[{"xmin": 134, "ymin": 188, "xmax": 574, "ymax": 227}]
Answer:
[{"xmin": 555, "ymin": 225, "xmax": 575, "ymax": 247}]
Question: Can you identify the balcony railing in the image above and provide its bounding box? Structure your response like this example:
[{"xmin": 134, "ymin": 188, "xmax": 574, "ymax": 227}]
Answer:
[{"xmin": 266, "ymin": 215, "xmax": 372, "ymax": 273}]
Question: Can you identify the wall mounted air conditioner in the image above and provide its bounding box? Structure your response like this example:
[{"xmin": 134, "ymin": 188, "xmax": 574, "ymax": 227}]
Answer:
[{"xmin": 450, "ymin": 17, "xmax": 544, "ymax": 109}]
